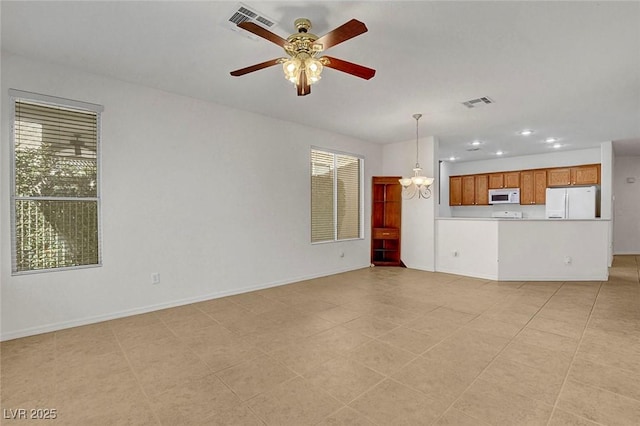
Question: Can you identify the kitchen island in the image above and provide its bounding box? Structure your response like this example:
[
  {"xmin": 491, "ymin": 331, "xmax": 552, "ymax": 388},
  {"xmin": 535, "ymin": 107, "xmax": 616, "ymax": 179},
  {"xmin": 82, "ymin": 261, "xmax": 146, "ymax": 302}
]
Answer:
[{"xmin": 436, "ymin": 217, "xmax": 610, "ymax": 281}]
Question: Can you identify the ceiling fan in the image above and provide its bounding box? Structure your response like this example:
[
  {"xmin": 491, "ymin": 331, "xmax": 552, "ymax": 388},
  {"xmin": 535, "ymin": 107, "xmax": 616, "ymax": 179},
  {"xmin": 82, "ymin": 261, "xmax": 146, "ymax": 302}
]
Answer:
[{"xmin": 230, "ymin": 18, "xmax": 376, "ymax": 96}]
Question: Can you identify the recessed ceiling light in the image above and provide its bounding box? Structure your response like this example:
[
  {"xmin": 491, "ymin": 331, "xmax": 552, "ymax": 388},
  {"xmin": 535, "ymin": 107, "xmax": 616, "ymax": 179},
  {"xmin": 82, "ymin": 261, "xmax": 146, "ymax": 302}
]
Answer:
[
  {"xmin": 553, "ymin": 143, "xmax": 562, "ymax": 149},
  {"xmin": 545, "ymin": 137, "xmax": 558, "ymax": 143},
  {"xmin": 471, "ymin": 140, "xmax": 482, "ymax": 146},
  {"xmin": 519, "ymin": 129, "xmax": 534, "ymax": 136},
  {"xmin": 496, "ymin": 150, "xmax": 504, "ymax": 156},
  {"xmin": 449, "ymin": 156, "xmax": 456, "ymax": 161}
]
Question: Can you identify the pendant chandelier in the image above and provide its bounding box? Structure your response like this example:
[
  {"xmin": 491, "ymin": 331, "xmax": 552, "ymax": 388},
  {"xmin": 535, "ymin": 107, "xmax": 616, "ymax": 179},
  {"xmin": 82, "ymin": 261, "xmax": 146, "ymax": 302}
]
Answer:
[{"xmin": 399, "ymin": 114, "xmax": 434, "ymax": 199}]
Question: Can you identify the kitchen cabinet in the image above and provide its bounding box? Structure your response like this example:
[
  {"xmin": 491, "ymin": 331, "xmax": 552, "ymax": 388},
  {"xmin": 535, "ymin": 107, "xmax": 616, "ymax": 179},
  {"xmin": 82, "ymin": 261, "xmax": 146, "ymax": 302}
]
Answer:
[
  {"xmin": 572, "ymin": 164, "xmax": 600, "ymax": 185},
  {"xmin": 520, "ymin": 169, "xmax": 547, "ymax": 205},
  {"xmin": 489, "ymin": 172, "xmax": 520, "ymax": 189},
  {"xmin": 456, "ymin": 174, "xmax": 488, "ymax": 205},
  {"xmin": 449, "ymin": 163, "xmax": 599, "ymax": 207},
  {"xmin": 475, "ymin": 174, "xmax": 489, "ymax": 205},
  {"xmin": 461, "ymin": 176, "xmax": 475, "ymax": 205},
  {"xmin": 450, "ymin": 174, "xmax": 492, "ymax": 205},
  {"xmin": 547, "ymin": 164, "xmax": 600, "ymax": 187},
  {"xmin": 371, "ymin": 176, "xmax": 402, "ymax": 266},
  {"xmin": 450, "ymin": 176, "xmax": 462, "ymax": 206}
]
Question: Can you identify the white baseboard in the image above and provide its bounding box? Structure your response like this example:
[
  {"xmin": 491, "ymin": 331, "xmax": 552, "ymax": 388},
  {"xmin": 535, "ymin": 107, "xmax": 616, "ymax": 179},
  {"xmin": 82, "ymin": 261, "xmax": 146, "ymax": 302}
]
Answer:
[
  {"xmin": 0, "ymin": 263, "xmax": 370, "ymax": 341},
  {"xmin": 434, "ymin": 267, "xmax": 498, "ymax": 281},
  {"xmin": 497, "ymin": 273, "xmax": 609, "ymax": 281}
]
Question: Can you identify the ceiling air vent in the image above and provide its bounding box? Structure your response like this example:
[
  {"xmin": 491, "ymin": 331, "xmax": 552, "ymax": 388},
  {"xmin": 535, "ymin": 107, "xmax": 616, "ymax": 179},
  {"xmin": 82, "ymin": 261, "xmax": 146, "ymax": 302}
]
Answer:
[
  {"xmin": 223, "ymin": 3, "xmax": 278, "ymax": 39},
  {"xmin": 462, "ymin": 96, "xmax": 494, "ymax": 109}
]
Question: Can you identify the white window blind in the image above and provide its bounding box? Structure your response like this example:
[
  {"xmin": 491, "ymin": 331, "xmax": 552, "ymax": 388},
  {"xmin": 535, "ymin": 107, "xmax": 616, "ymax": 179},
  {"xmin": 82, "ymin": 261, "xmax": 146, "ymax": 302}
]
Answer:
[
  {"xmin": 311, "ymin": 149, "xmax": 363, "ymax": 243},
  {"xmin": 10, "ymin": 91, "xmax": 103, "ymax": 273}
]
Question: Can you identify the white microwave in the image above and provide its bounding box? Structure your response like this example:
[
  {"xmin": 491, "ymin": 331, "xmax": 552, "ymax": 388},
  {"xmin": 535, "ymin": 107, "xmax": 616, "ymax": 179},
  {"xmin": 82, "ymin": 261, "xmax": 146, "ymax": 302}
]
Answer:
[{"xmin": 489, "ymin": 188, "xmax": 520, "ymax": 204}]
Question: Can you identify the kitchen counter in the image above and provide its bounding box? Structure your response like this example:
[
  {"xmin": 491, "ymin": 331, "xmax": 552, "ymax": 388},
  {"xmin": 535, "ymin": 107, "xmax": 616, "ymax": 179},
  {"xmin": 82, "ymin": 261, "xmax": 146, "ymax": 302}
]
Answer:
[{"xmin": 435, "ymin": 217, "xmax": 610, "ymax": 281}]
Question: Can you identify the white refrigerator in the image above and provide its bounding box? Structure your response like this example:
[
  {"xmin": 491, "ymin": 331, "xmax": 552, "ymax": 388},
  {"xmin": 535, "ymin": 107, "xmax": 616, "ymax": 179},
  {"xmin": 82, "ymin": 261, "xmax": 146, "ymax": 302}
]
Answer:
[{"xmin": 545, "ymin": 186, "xmax": 598, "ymax": 219}]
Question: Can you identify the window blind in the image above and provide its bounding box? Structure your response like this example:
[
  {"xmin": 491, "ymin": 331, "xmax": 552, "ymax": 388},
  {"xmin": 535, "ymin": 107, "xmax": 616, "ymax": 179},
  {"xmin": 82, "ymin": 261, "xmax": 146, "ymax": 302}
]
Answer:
[
  {"xmin": 12, "ymin": 96, "xmax": 101, "ymax": 273},
  {"xmin": 336, "ymin": 154, "xmax": 361, "ymax": 240},
  {"xmin": 311, "ymin": 149, "xmax": 363, "ymax": 243},
  {"xmin": 311, "ymin": 150, "xmax": 335, "ymax": 243}
]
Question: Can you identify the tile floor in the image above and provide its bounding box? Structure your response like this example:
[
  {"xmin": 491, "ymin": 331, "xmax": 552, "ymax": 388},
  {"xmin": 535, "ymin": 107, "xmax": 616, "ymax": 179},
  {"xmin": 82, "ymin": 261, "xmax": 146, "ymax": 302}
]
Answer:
[{"xmin": 1, "ymin": 256, "xmax": 639, "ymax": 425}]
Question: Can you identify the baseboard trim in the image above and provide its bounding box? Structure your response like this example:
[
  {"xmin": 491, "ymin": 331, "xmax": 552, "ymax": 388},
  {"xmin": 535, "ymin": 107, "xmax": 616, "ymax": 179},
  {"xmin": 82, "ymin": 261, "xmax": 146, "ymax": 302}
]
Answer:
[
  {"xmin": 0, "ymin": 263, "xmax": 370, "ymax": 341},
  {"xmin": 434, "ymin": 267, "xmax": 498, "ymax": 281}
]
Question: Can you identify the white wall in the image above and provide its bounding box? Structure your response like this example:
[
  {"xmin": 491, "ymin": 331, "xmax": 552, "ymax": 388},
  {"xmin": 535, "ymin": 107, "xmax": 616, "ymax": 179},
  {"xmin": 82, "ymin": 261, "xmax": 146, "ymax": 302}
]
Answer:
[
  {"xmin": 436, "ymin": 218, "xmax": 609, "ymax": 281},
  {"xmin": 382, "ymin": 136, "xmax": 437, "ymax": 271},
  {"xmin": 600, "ymin": 141, "xmax": 614, "ymax": 265},
  {"xmin": 498, "ymin": 220, "xmax": 609, "ymax": 281},
  {"xmin": 600, "ymin": 142, "xmax": 614, "ymax": 219},
  {"xmin": 613, "ymin": 156, "xmax": 640, "ymax": 254},
  {"xmin": 436, "ymin": 219, "xmax": 499, "ymax": 280},
  {"xmin": 438, "ymin": 160, "xmax": 452, "ymax": 217},
  {"xmin": 0, "ymin": 52, "xmax": 383, "ymax": 340}
]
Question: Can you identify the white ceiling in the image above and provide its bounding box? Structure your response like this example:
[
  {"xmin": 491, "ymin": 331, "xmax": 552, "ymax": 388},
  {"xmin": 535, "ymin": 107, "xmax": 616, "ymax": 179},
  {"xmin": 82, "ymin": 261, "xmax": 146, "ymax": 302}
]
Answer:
[{"xmin": 2, "ymin": 1, "xmax": 640, "ymax": 161}]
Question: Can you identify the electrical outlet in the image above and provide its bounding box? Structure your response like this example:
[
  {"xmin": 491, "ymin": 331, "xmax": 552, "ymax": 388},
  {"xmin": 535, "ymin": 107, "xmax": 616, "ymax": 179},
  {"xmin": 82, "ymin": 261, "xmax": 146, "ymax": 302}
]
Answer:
[{"xmin": 151, "ymin": 273, "xmax": 160, "ymax": 284}]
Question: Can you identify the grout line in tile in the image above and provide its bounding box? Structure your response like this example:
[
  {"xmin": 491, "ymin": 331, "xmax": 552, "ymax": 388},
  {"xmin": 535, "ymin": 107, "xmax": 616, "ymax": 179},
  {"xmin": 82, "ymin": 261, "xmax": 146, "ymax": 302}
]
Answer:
[
  {"xmin": 430, "ymin": 280, "xmax": 569, "ymax": 425},
  {"xmin": 545, "ymin": 280, "xmax": 605, "ymax": 426},
  {"xmin": 547, "ymin": 407, "xmax": 609, "ymax": 426},
  {"xmin": 109, "ymin": 325, "xmax": 163, "ymax": 426}
]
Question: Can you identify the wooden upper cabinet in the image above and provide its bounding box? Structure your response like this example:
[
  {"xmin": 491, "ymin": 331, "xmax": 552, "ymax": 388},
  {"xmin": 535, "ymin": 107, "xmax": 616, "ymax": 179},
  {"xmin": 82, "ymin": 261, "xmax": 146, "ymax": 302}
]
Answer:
[
  {"xmin": 504, "ymin": 172, "xmax": 520, "ymax": 188},
  {"xmin": 488, "ymin": 173, "xmax": 504, "ymax": 189},
  {"xmin": 449, "ymin": 176, "xmax": 462, "ymax": 206},
  {"xmin": 533, "ymin": 170, "xmax": 547, "ymax": 204},
  {"xmin": 520, "ymin": 169, "xmax": 547, "ymax": 205},
  {"xmin": 475, "ymin": 175, "xmax": 489, "ymax": 205},
  {"xmin": 547, "ymin": 168, "xmax": 572, "ymax": 187},
  {"xmin": 572, "ymin": 164, "xmax": 600, "ymax": 185},
  {"xmin": 451, "ymin": 174, "xmax": 488, "ymax": 205},
  {"xmin": 489, "ymin": 172, "xmax": 520, "ymax": 189},
  {"xmin": 461, "ymin": 176, "xmax": 475, "ymax": 205},
  {"xmin": 548, "ymin": 164, "xmax": 600, "ymax": 187}
]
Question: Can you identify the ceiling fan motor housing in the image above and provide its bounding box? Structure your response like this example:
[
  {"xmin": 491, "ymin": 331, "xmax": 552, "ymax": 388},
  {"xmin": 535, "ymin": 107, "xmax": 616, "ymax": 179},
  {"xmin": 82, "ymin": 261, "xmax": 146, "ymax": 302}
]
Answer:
[{"xmin": 285, "ymin": 18, "xmax": 322, "ymax": 58}]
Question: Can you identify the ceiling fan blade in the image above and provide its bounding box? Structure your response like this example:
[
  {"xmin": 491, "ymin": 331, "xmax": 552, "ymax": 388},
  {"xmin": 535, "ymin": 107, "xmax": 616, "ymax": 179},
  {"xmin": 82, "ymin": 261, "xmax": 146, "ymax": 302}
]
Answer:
[
  {"xmin": 297, "ymin": 71, "xmax": 311, "ymax": 96},
  {"xmin": 237, "ymin": 22, "xmax": 287, "ymax": 47},
  {"xmin": 315, "ymin": 19, "xmax": 368, "ymax": 50},
  {"xmin": 321, "ymin": 56, "xmax": 376, "ymax": 80},
  {"xmin": 230, "ymin": 58, "xmax": 282, "ymax": 76}
]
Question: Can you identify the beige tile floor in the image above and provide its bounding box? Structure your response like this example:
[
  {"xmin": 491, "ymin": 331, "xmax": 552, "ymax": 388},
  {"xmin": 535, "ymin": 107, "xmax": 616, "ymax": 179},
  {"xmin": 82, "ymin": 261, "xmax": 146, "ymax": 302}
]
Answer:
[{"xmin": 1, "ymin": 256, "xmax": 639, "ymax": 425}]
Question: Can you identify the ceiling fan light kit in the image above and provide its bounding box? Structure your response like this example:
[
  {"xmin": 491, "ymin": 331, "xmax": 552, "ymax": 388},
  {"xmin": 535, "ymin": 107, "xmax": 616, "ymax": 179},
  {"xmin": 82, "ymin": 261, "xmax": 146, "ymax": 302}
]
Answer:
[
  {"xmin": 230, "ymin": 17, "xmax": 375, "ymax": 96},
  {"xmin": 399, "ymin": 114, "xmax": 434, "ymax": 200}
]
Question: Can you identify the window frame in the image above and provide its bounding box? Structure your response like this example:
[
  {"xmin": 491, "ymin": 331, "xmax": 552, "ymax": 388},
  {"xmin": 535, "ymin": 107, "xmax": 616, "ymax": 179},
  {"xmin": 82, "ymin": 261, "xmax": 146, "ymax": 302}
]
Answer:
[
  {"xmin": 9, "ymin": 89, "xmax": 104, "ymax": 275},
  {"xmin": 310, "ymin": 147, "xmax": 364, "ymax": 244}
]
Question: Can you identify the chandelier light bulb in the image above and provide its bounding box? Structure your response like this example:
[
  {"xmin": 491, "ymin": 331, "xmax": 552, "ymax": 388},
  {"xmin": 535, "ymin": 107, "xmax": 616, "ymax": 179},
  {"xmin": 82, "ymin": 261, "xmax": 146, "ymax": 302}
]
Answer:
[
  {"xmin": 305, "ymin": 58, "xmax": 323, "ymax": 84},
  {"xmin": 282, "ymin": 58, "xmax": 301, "ymax": 84}
]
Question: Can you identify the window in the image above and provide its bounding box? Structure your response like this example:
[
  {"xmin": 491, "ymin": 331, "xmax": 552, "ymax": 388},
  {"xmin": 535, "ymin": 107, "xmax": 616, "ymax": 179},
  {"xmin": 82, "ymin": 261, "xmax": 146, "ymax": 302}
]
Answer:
[
  {"xmin": 10, "ymin": 90, "xmax": 103, "ymax": 273},
  {"xmin": 311, "ymin": 148, "xmax": 363, "ymax": 243}
]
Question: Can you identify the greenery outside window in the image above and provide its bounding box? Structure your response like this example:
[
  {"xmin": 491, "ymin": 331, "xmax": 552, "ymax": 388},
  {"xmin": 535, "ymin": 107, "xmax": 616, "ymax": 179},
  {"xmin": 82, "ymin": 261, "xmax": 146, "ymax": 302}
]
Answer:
[
  {"xmin": 311, "ymin": 148, "xmax": 363, "ymax": 243},
  {"xmin": 10, "ymin": 90, "xmax": 103, "ymax": 273}
]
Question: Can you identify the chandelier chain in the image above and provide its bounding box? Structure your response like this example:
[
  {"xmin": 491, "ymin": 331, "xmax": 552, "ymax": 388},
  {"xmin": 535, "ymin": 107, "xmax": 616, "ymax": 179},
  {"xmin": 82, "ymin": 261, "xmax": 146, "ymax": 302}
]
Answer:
[{"xmin": 415, "ymin": 115, "xmax": 420, "ymax": 169}]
